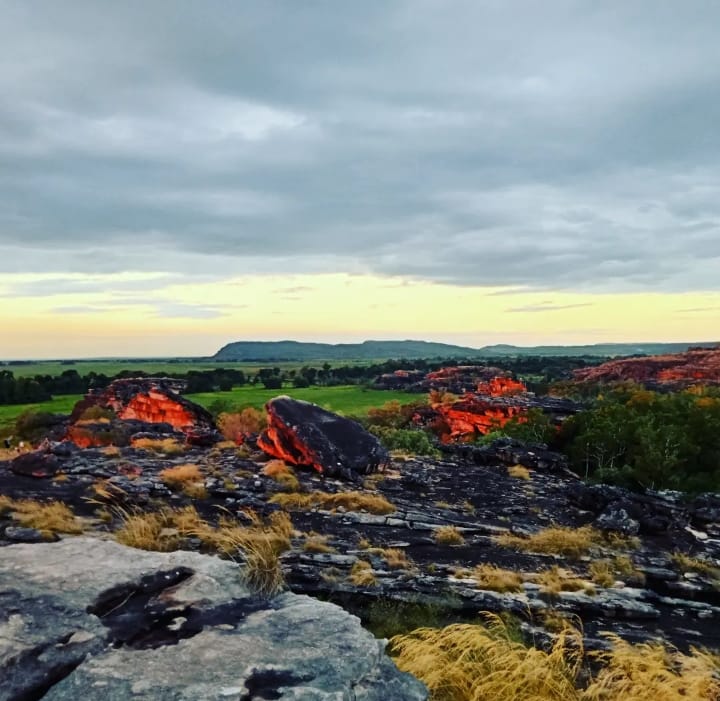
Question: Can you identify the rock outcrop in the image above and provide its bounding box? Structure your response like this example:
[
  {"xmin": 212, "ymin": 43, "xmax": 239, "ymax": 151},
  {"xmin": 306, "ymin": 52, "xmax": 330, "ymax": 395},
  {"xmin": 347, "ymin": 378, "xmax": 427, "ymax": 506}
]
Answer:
[
  {"xmin": 67, "ymin": 378, "xmax": 217, "ymax": 447},
  {"xmin": 0, "ymin": 538, "xmax": 427, "ymax": 701},
  {"xmin": 373, "ymin": 365, "xmax": 524, "ymax": 394},
  {"xmin": 574, "ymin": 347, "xmax": 720, "ymax": 387},
  {"xmin": 257, "ymin": 396, "xmax": 388, "ymax": 479}
]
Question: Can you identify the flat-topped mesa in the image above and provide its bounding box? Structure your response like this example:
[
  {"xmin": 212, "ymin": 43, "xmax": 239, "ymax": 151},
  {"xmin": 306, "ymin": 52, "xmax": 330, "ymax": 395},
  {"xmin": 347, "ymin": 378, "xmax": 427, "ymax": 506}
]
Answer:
[
  {"xmin": 68, "ymin": 378, "xmax": 216, "ymax": 447},
  {"xmin": 573, "ymin": 347, "xmax": 720, "ymax": 387},
  {"xmin": 257, "ymin": 396, "xmax": 388, "ymax": 480}
]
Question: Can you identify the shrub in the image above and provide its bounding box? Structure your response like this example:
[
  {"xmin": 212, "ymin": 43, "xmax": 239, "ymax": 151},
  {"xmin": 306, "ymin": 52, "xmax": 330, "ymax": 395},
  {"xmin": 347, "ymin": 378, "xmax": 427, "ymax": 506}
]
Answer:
[
  {"xmin": 218, "ymin": 407, "xmax": 267, "ymax": 441},
  {"xmin": 77, "ymin": 405, "xmax": 116, "ymax": 422},
  {"xmin": 369, "ymin": 425, "xmax": 439, "ymax": 456},
  {"xmin": 15, "ymin": 410, "xmax": 64, "ymax": 442}
]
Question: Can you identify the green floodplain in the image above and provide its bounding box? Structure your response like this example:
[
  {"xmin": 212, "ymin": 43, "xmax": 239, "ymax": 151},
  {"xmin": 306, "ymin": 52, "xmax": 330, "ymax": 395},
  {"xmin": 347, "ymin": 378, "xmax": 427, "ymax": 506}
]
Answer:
[
  {"xmin": 0, "ymin": 358, "xmax": 380, "ymax": 379},
  {"xmin": 0, "ymin": 385, "xmax": 415, "ymax": 434}
]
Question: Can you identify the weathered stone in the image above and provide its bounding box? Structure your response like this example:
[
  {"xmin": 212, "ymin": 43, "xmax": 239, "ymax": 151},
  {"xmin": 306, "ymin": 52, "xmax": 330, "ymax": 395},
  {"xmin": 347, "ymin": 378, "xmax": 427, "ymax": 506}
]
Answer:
[
  {"xmin": 0, "ymin": 538, "xmax": 427, "ymax": 701},
  {"xmin": 258, "ymin": 396, "xmax": 388, "ymax": 479},
  {"xmin": 9, "ymin": 450, "xmax": 60, "ymax": 477}
]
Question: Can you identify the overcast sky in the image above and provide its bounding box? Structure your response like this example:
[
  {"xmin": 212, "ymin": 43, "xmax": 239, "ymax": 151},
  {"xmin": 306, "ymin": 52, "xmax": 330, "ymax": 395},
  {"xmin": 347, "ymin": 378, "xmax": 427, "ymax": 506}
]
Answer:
[{"xmin": 2, "ymin": 1, "xmax": 720, "ymax": 357}]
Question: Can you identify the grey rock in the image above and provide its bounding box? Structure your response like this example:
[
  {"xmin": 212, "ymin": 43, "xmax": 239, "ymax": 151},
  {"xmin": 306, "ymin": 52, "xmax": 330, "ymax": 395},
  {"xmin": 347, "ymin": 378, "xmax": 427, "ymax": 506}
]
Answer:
[
  {"xmin": 0, "ymin": 538, "xmax": 427, "ymax": 701},
  {"xmin": 3, "ymin": 526, "xmax": 48, "ymax": 543}
]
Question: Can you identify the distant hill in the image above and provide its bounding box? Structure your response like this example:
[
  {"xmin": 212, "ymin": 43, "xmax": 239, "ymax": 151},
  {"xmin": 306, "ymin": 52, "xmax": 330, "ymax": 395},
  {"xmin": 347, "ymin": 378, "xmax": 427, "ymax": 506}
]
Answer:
[
  {"xmin": 212, "ymin": 340, "xmax": 483, "ymax": 362},
  {"xmin": 212, "ymin": 339, "xmax": 718, "ymax": 362}
]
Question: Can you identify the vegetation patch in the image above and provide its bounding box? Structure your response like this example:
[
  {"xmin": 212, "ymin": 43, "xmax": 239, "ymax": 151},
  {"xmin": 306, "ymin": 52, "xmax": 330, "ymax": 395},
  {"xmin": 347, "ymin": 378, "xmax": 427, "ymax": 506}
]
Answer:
[
  {"xmin": 269, "ymin": 490, "xmax": 395, "ymax": 515},
  {"xmin": 1, "ymin": 497, "xmax": 83, "ymax": 538},
  {"xmin": 473, "ymin": 564, "xmax": 524, "ymax": 593},
  {"xmin": 390, "ymin": 614, "xmax": 720, "ymax": 701},
  {"xmin": 496, "ymin": 525, "xmax": 600, "ymax": 559},
  {"xmin": 433, "ymin": 525, "xmax": 466, "ymax": 546}
]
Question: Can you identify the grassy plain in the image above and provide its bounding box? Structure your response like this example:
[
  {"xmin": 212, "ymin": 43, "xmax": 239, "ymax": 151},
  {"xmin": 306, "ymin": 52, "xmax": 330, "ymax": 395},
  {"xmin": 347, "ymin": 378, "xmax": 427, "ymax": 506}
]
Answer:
[
  {"xmin": 0, "ymin": 395, "xmax": 82, "ymax": 433},
  {"xmin": 186, "ymin": 385, "xmax": 416, "ymax": 416},
  {"xmin": 0, "ymin": 359, "xmax": 380, "ymax": 379},
  {"xmin": 0, "ymin": 385, "xmax": 417, "ymax": 435}
]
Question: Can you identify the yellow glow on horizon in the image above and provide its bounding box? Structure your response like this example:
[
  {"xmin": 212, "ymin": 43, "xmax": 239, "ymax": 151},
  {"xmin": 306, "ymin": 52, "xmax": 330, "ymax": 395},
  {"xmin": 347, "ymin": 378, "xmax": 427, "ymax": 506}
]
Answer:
[{"xmin": 2, "ymin": 272, "xmax": 719, "ymax": 358}]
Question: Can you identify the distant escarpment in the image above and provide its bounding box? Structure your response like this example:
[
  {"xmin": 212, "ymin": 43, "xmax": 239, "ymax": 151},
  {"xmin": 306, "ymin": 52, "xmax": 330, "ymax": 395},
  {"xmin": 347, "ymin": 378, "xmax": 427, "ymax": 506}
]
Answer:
[{"xmin": 574, "ymin": 346, "xmax": 720, "ymax": 388}]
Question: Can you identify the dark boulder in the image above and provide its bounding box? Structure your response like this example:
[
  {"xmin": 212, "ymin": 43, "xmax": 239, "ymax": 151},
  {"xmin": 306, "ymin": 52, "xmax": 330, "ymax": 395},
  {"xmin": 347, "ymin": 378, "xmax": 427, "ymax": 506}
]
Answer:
[
  {"xmin": 257, "ymin": 396, "xmax": 388, "ymax": 480},
  {"xmin": 9, "ymin": 450, "xmax": 61, "ymax": 478}
]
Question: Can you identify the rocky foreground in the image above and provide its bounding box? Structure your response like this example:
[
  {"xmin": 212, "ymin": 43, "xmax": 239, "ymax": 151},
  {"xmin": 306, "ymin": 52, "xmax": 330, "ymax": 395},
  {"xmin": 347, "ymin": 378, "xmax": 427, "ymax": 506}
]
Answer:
[
  {"xmin": 2, "ymin": 435, "xmax": 720, "ymax": 659},
  {"xmin": 1, "ymin": 537, "xmax": 426, "ymax": 700}
]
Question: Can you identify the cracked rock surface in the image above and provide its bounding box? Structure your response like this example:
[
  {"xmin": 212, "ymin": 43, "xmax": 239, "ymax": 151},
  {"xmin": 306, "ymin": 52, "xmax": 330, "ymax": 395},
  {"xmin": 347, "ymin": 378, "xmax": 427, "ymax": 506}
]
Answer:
[{"xmin": 0, "ymin": 538, "xmax": 427, "ymax": 701}]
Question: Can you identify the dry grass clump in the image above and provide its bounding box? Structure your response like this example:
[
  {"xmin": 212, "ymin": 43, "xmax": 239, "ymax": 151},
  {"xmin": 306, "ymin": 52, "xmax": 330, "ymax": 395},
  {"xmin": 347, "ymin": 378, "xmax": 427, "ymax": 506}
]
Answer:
[
  {"xmin": 349, "ymin": 559, "xmax": 377, "ymax": 586},
  {"xmin": 159, "ymin": 463, "xmax": 202, "ymax": 486},
  {"xmin": 101, "ymin": 446, "xmax": 121, "ymax": 457},
  {"xmin": 382, "ymin": 548, "xmax": 411, "ymax": 570},
  {"xmin": 303, "ymin": 533, "xmax": 335, "ymax": 553},
  {"xmin": 262, "ymin": 460, "xmax": 300, "ymax": 492},
  {"xmin": 159, "ymin": 463, "xmax": 207, "ymax": 499},
  {"xmin": 584, "ymin": 635, "xmax": 720, "ymax": 701},
  {"xmin": 589, "ymin": 559, "xmax": 615, "ymax": 588},
  {"xmin": 536, "ymin": 566, "xmax": 595, "ymax": 596},
  {"xmin": 603, "ymin": 531, "xmax": 641, "ymax": 550},
  {"xmin": 496, "ymin": 525, "xmax": 599, "ymax": 559},
  {"xmin": 433, "ymin": 525, "xmax": 466, "ymax": 546},
  {"xmin": 269, "ymin": 490, "xmax": 395, "ymax": 515},
  {"xmin": 4, "ymin": 498, "xmax": 84, "ymax": 538},
  {"xmin": 391, "ymin": 614, "xmax": 720, "ymax": 701},
  {"xmin": 391, "ymin": 614, "xmax": 582, "ymax": 701},
  {"xmin": 132, "ymin": 437, "xmax": 186, "ymax": 455},
  {"xmin": 473, "ymin": 564, "xmax": 524, "ymax": 593},
  {"xmin": 113, "ymin": 506, "xmax": 291, "ymax": 597},
  {"xmin": 507, "ymin": 464, "xmax": 532, "ymax": 480},
  {"xmin": 671, "ymin": 552, "xmax": 720, "ymax": 579}
]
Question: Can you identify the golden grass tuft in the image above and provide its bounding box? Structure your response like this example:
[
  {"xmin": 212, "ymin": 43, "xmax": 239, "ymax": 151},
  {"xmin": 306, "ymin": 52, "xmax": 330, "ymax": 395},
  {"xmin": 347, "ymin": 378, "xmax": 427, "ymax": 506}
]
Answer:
[
  {"xmin": 132, "ymin": 437, "xmax": 186, "ymax": 455},
  {"xmin": 382, "ymin": 547, "xmax": 411, "ymax": 570},
  {"xmin": 473, "ymin": 564, "xmax": 524, "ymax": 593},
  {"xmin": 269, "ymin": 490, "xmax": 395, "ymax": 515},
  {"xmin": 113, "ymin": 506, "xmax": 291, "ymax": 597},
  {"xmin": 433, "ymin": 525, "xmax": 465, "ymax": 546},
  {"xmin": 584, "ymin": 635, "xmax": 720, "ymax": 700},
  {"xmin": 671, "ymin": 552, "xmax": 720, "ymax": 579},
  {"xmin": 589, "ymin": 559, "xmax": 616, "ymax": 588},
  {"xmin": 535, "ymin": 566, "xmax": 595, "ymax": 596},
  {"xmin": 496, "ymin": 525, "xmax": 599, "ymax": 559},
  {"xmin": 391, "ymin": 614, "xmax": 720, "ymax": 701},
  {"xmin": 7, "ymin": 499, "xmax": 84, "ymax": 537},
  {"xmin": 507, "ymin": 464, "xmax": 532, "ymax": 480},
  {"xmin": 391, "ymin": 614, "xmax": 582, "ymax": 701},
  {"xmin": 349, "ymin": 559, "xmax": 377, "ymax": 586},
  {"xmin": 159, "ymin": 463, "xmax": 203, "ymax": 486},
  {"xmin": 303, "ymin": 533, "xmax": 335, "ymax": 553}
]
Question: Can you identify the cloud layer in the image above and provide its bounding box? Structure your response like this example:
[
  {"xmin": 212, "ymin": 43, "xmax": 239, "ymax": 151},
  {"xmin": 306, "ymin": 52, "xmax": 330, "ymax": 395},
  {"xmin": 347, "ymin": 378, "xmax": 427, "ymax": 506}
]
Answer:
[{"xmin": 2, "ymin": 1, "xmax": 720, "ymax": 292}]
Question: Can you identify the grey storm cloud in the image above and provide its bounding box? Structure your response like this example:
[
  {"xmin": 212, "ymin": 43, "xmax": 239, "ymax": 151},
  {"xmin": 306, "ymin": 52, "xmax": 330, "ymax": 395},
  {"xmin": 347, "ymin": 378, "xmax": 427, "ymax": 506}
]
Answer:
[{"xmin": 1, "ymin": 1, "xmax": 720, "ymax": 291}]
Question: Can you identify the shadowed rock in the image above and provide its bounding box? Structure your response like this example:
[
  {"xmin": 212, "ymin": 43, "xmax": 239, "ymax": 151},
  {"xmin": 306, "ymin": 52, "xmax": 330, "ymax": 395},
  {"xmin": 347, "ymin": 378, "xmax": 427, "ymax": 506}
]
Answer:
[{"xmin": 258, "ymin": 396, "xmax": 388, "ymax": 480}]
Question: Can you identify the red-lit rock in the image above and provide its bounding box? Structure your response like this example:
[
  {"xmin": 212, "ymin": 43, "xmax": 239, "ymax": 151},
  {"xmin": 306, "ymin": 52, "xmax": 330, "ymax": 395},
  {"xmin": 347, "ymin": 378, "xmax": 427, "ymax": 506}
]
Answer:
[
  {"xmin": 67, "ymin": 378, "xmax": 216, "ymax": 447},
  {"xmin": 258, "ymin": 396, "xmax": 387, "ymax": 480},
  {"xmin": 574, "ymin": 347, "xmax": 720, "ymax": 387},
  {"xmin": 476, "ymin": 377, "xmax": 527, "ymax": 396}
]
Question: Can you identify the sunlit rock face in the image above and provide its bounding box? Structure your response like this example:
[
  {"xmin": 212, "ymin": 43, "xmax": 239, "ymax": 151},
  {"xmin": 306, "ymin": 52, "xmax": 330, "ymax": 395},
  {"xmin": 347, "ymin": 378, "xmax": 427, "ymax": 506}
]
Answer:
[
  {"xmin": 258, "ymin": 396, "xmax": 387, "ymax": 480},
  {"xmin": 476, "ymin": 377, "xmax": 526, "ymax": 396},
  {"xmin": 67, "ymin": 379, "xmax": 216, "ymax": 447},
  {"xmin": 574, "ymin": 347, "xmax": 720, "ymax": 387},
  {"xmin": 433, "ymin": 397, "xmax": 528, "ymax": 441}
]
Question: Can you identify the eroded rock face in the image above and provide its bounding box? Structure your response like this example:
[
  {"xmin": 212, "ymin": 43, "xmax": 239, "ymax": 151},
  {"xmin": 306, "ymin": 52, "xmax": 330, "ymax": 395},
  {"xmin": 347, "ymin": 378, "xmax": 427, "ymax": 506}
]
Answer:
[
  {"xmin": 424, "ymin": 394, "xmax": 578, "ymax": 441},
  {"xmin": 258, "ymin": 396, "xmax": 388, "ymax": 479},
  {"xmin": 574, "ymin": 347, "xmax": 720, "ymax": 387},
  {"xmin": 68, "ymin": 379, "xmax": 217, "ymax": 447},
  {"xmin": 0, "ymin": 538, "xmax": 427, "ymax": 701}
]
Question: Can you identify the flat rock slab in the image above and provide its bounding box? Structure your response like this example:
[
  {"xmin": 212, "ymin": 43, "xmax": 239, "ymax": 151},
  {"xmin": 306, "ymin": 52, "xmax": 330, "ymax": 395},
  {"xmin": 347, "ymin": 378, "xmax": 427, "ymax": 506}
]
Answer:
[{"xmin": 0, "ymin": 537, "xmax": 426, "ymax": 701}]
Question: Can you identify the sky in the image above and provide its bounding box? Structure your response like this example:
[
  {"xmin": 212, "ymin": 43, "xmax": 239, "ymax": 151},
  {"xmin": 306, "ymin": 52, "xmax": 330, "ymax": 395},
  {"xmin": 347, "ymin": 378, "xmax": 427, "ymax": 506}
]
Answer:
[{"xmin": 1, "ymin": 1, "xmax": 720, "ymax": 359}]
